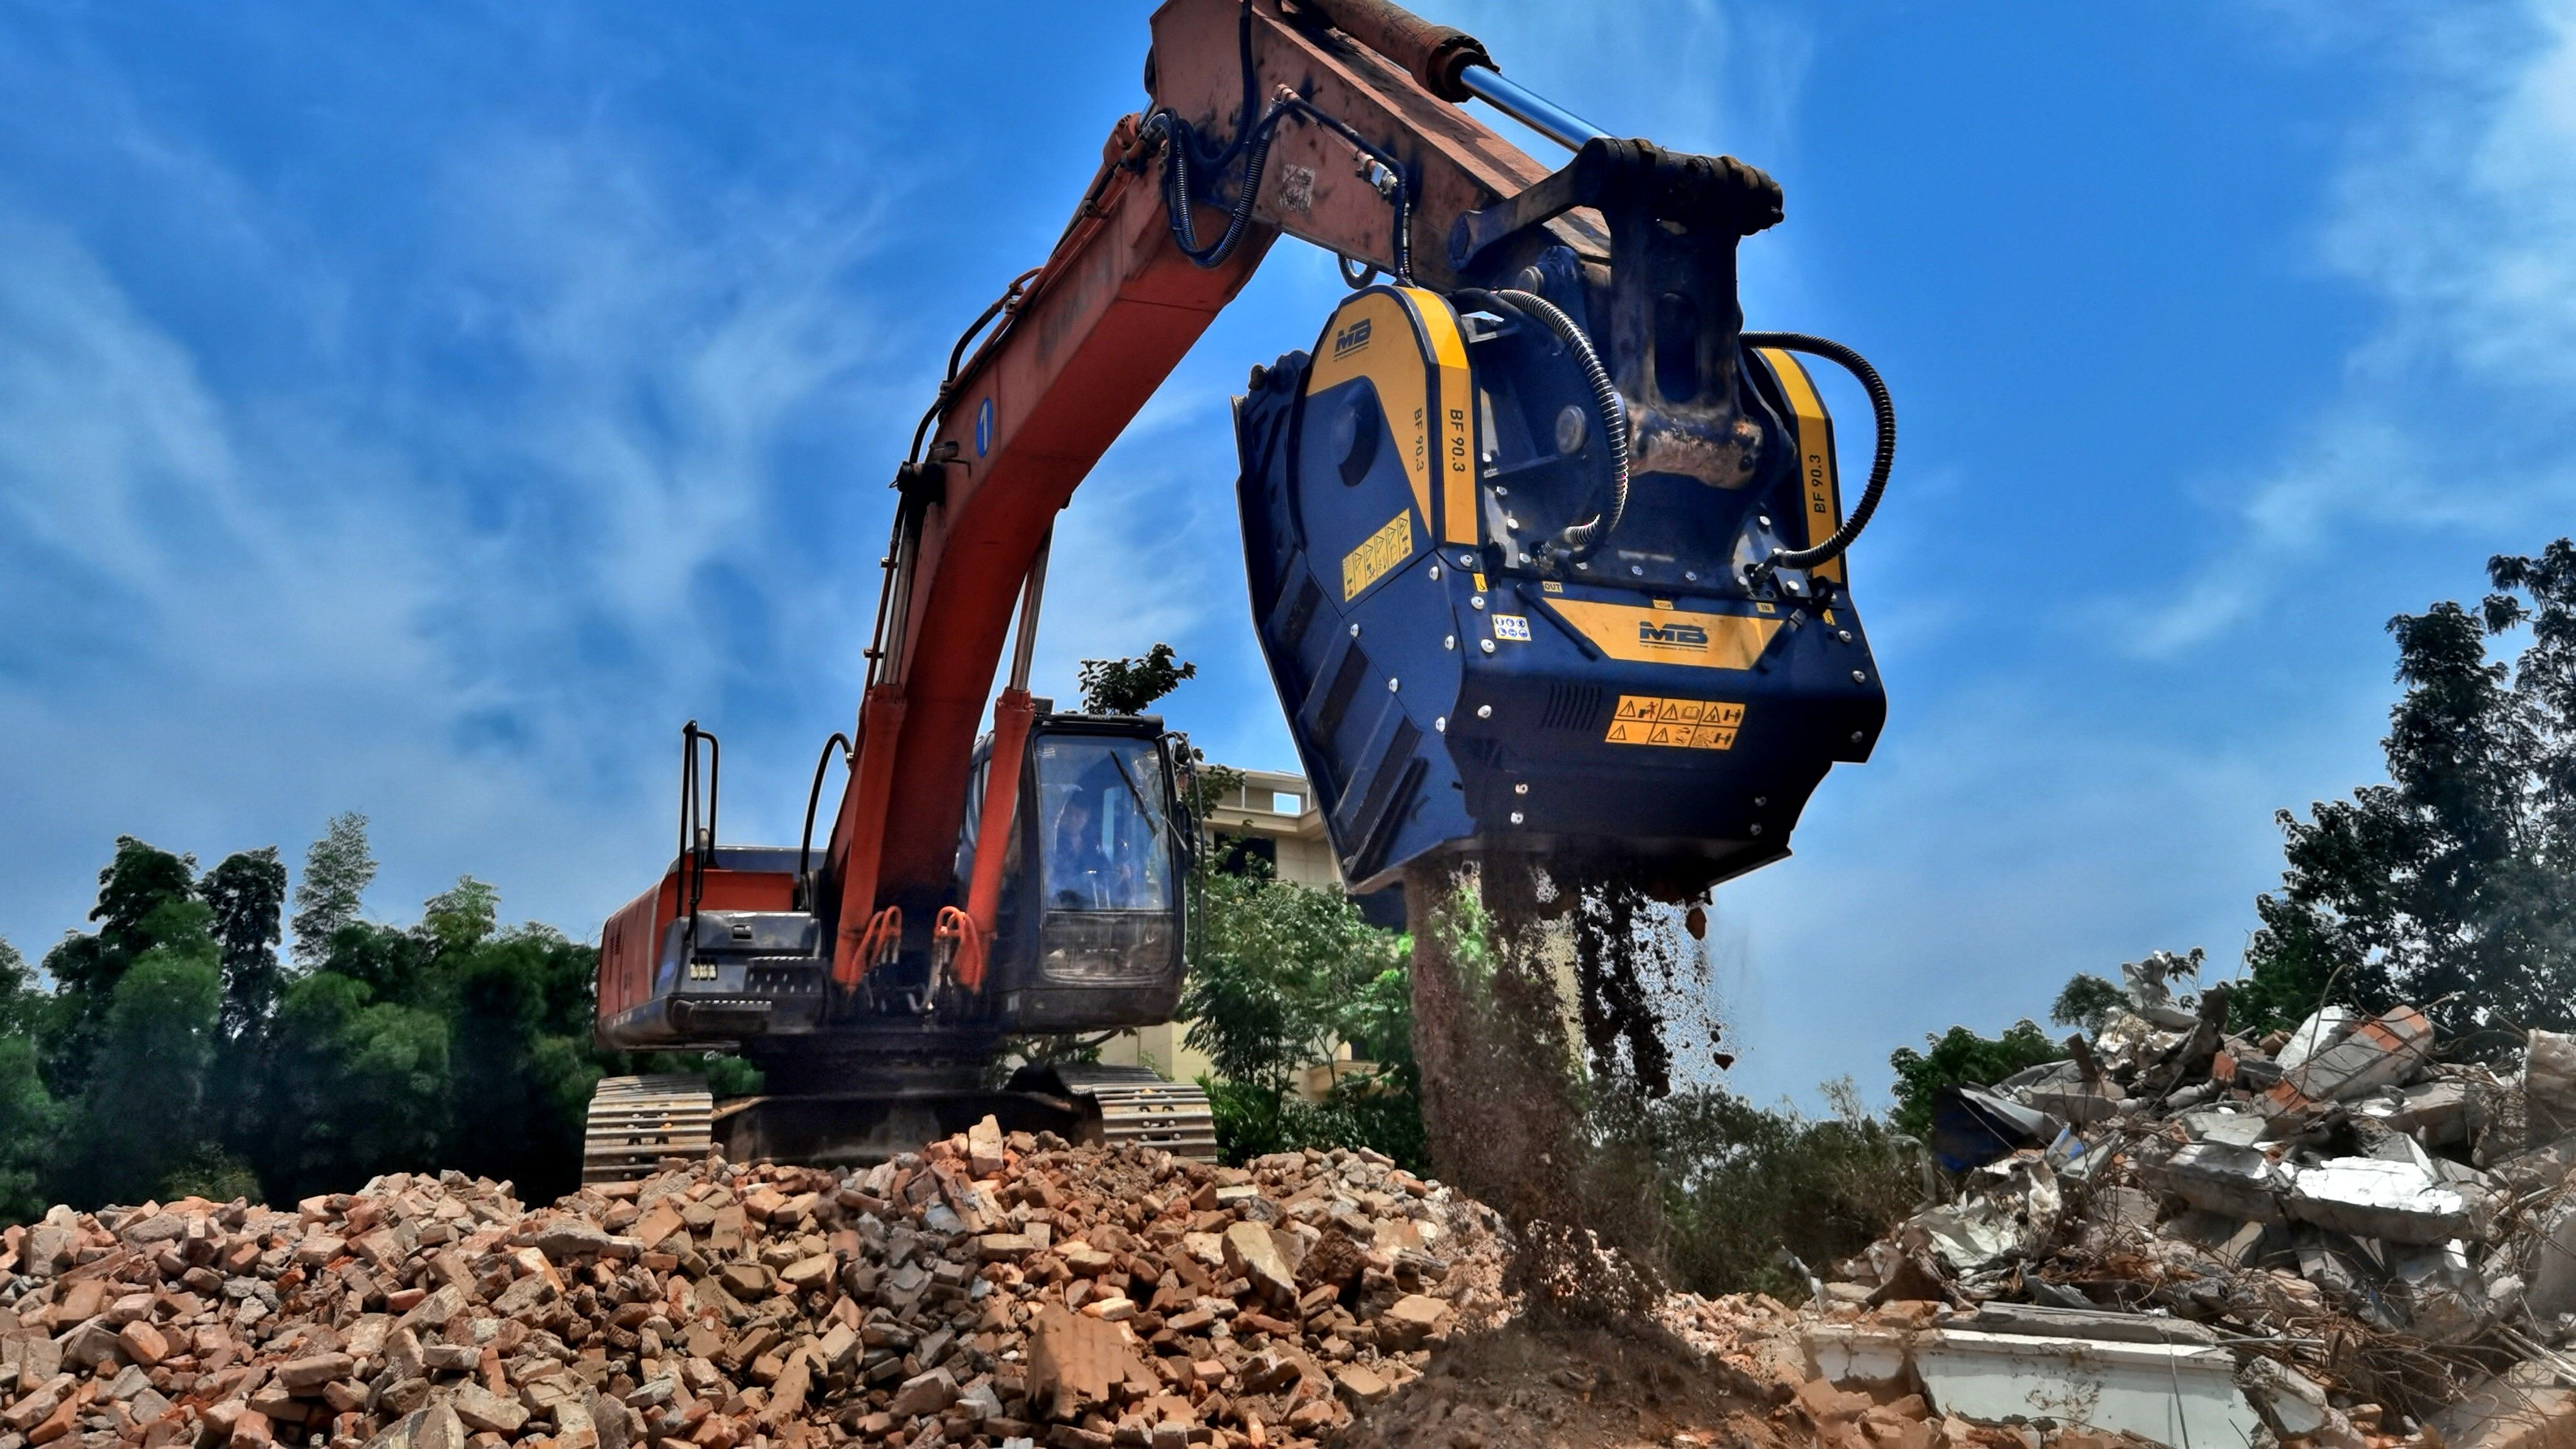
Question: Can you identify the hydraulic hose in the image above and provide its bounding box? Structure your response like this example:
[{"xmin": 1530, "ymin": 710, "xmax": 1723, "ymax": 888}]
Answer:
[
  {"xmin": 1141, "ymin": 1, "xmax": 1417, "ymax": 280},
  {"xmin": 1160, "ymin": 113, "xmax": 1279, "ymax": 270},
  {"xmin": 797, "ymin": 730, "xmax": 854, "ymax": 894},
  {"xmin": 1469, "ymin": 287, "xmax": 1628, "ymax": 557},
  {"xmin": 1740, "ymin": 332, "xmax": 1894, "ymax": 574}
]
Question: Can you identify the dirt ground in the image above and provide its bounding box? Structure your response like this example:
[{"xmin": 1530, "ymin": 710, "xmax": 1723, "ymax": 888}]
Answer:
[{"xmin": 1339, "ymin": 1316, "xmax": 1792, "ymax": 1449}]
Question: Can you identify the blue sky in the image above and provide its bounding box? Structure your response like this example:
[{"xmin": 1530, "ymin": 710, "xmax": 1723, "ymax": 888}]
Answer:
[{"xmin": 3, "ymin": 1, "xmax": 2570, "ymax": 1107}]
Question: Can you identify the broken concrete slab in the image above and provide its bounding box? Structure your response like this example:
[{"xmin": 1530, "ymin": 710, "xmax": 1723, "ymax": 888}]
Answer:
[
  {"xmin": 2236, "ymin": 1357, "xmax": 2359, "ymax": 1446},
  {"xmin": 2024, "ymin": 1080, "xmax": 2123, "ymax": 1126},
  {"xmin": 1957, "ymin": 1303, "xmax": 2219, "ymax": 1346},
  {"xmin": 2174, "ymin": 1106, "xmax": 2267, "ymax": 1148},
  {"xmin": 2140, "ymin": 1141, "xmax": 2289, "ymax": 1223},
  {"xmin": 2093, "ymin": 1010, "xmax": 2185, "ymax": 1075},
  {"xmin": 2492, "ymin": 1133, "xmax": 2576, "ymax": 1196},
  {"xmin": 2119, "ymin": 953, "xmax": 2194, "ymax": 1023},
  {"xmin": 2523, "ymin": 1200, "xmax": 2576, "ymax": 1320},
  {"xmin": 2160, "ymin": 1209, "xmax": 2269, "ymax": 1266},
  {"xmin": 2358, "ymin": 1077, "xmax": 2480, "ymax": 1148},
  {"xmin": 1801, "ymin": 1323, "xmax": 1913, "ymax": 1393},
  {"xmin": 1912, "ymin": 1328, "xmax": 2265, "ymax": 1449},
  {"xmin": 2389, "ymin": 1239, "xmax": 2494, "ymax": 1342},
  {"xmin": 2529, "ymin": 1030, "xmax": 2576, "ymax": 1148},
  {"xmin": 1902, "ymin": 1155, "xmax": 2061, "ymax": 1270},
  {"xmin": 2277, "ymin": 1006, "xmax": 2358, "ymax": 1074},
  {"xmin": 2282, "ymin": 1155, "xmax": 2494, "ymax": 1245},
  {"xmin": 2263, "ymin": 1005, "xmax": 2434, "ymax": 1116}
]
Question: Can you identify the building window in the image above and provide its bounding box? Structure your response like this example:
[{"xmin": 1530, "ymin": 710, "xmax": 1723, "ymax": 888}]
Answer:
[
  {"xmin": 1271, "ymin": 791, "xmax": 1302, "ymax": 815},
  {"xmin": 1212, "ymin": 834, "xmax": 1277, "ymax": 879}
]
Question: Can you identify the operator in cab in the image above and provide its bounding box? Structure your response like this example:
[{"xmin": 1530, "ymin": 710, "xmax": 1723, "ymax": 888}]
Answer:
[{"xmin": 1042, "ymin": 752, "xmax": 1164, "ymax": 909}]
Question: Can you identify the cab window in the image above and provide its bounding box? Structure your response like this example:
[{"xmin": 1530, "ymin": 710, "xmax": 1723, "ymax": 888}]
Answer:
[{"xmin": 1036, "ymin": 737, "xmax": 1173, "ymax": 911}]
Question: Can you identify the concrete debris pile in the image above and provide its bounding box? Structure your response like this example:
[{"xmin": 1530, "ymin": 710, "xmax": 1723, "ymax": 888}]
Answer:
[
  {"xmin": 0, "ymin": 1125, "xmax": 1509, "ymax": 1449},
  {"xmin": 1814, "ymin": 996, "xmax": 2576, "ymax": 1449}
]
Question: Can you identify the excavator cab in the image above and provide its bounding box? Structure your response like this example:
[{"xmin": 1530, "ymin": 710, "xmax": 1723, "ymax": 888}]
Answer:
[
  {"xmin": 953, "ymin": 711, "xmax": 1190, "ymax": 1031},
  {"xmin": 596, "ymin": 713, "xmax": 1189, "ymax": 1053}
]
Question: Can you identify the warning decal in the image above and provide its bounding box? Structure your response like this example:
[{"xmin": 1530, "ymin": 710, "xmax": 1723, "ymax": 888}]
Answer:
[
  {"xmin": 1603, "ymin": 695, "xmax": 1746, "ymax": 751},
  {"xmin": 1340, "ymin": 509, "xmax": 1415, "ymax": 601}
]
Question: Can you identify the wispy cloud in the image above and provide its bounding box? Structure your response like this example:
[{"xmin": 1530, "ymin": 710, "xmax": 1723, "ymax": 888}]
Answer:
[
  {"xmin": 0, "ymin": 21, "xmax": 923, "ymax": 948},
  {"xmin": 2122, "ymin": 0, "xmax": 2576, "ymax": 655}
]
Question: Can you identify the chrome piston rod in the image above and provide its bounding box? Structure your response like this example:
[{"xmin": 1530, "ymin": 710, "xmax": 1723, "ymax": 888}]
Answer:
[{"xmin": 1458, "ymin": 65, "xmax": 1610, "ymax": 152}]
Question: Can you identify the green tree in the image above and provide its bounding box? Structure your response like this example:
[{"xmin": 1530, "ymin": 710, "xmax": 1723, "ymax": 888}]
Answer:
[
  {"xmin": 19, "ymin": 827, "xmax": 644, "ymax": 1209},
  {"xmin": 1077, "ymin": 643, "xmax": 1197, "ymax": 715},
  {"xmin": 2237, "ymin": 540, "xmax": 2576, "ymax": 1045},
  {"xmin": 199, "ymin": 847, "xmax": 288, "ymax": 1040},
  {"xmin": 1182, "ymin": 869, "xmax": 1418, "ymax": 1166},
  {"xmin": 62, "ymin": 910, "xmax": 223, "ymax": 1205},
  {"xmin": 2050, "ymin": 974, "xmax": 2128, "ymax": 1037},
  {"xmin": 291, "ymin": 812, "xmax": 375, "ymax": 965},
  {"xmin": 0, "ymin": 938, "xmax": 60, "ymax": 1223},
  {"xmin": 255, "ymin": 963, "xmax": 452, "ymax": 1201},
  {"xmin": 1886, "ymin": 1019, "xmax": 2063, "ymax": 1138},
  {"xmin": 196, "ymin": 847, "xmax": 291, "ymax": 1167},
  {"xmin": 445, "ymin": 923, "xmax": 602, "ymax": 1200},
  {"xmin": 314, "ymin": 919, "xmax": 441, "ymax": 1012},
  {"xmin": 419, "ymin": 877, "xmax": 500, "ymax": 952},
  {"xmin": 1319, "ymin": 962, "xmax": 1427, "ymax": 1169},
  {"xmin": 0, "ymin": 936, "xmax": 43, "ymax": 1040},
  {"xmin": 40, "ymin": 837, "xmax": 199, "ymax": 1101},
  {"xmin": 0, "ymin": 1035, "xmax": 60, "ymax": 1224},
  {"xmin": 1648, "ymin": 1082, "xmax": 1921, "ymax": 1301}
]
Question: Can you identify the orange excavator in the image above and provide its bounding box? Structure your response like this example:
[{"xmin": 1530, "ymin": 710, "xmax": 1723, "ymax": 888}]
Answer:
[{"xmin": 581, "ymin": 0, "xmax": 1896, "ymax": 1180}]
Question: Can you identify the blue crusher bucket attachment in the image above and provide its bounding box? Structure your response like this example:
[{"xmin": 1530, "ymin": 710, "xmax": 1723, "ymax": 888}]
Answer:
[{"xmin": 1231, "ymin": 142, "xmax": 1891, "ymax": 898}]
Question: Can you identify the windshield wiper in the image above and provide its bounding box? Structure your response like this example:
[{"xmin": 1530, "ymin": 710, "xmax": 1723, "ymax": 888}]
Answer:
[{"xmin": 1106, "ymin": 752, "xmax": 1168, "ymax": 843}]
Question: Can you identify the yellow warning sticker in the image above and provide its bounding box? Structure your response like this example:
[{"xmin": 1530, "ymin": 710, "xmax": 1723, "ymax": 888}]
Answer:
[
  {"xmin": 1603, "ymin": 696, "xmax": 1746, "ymax": 750},
  {"xmin": 1341, "ymin": 510, "xmax": 1415, "ymax": 600}
]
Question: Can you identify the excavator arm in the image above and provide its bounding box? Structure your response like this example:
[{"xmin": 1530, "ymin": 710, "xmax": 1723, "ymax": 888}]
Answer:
[{"xmin": 824, "ymin": 0, "xmax": 1640, "ymax": 985}]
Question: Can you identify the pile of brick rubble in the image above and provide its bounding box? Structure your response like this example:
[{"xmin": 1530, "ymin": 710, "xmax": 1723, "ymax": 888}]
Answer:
[
  {"xmin": 0, "ymin": 1123, "xmax": 1514, "ymax": 1449},
  {"xmin": 29, "ymin": 964, "xmax": 2576, "ymax": 1449}
]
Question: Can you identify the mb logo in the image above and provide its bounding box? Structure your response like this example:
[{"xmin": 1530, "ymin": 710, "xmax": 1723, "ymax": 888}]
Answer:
[
  {"xmin": 1331, "ymin": 317, "xmax": 1373, "ymax": 357},
  {"xmin": 1638, "ymin": 619, "xmax": 1709, "ymax": 649}
]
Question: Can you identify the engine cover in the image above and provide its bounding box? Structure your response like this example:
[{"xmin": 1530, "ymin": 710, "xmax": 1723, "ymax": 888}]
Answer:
[{"xmin": 1233, "ymin": 283, "xmax": 1886, "ymax": 895}]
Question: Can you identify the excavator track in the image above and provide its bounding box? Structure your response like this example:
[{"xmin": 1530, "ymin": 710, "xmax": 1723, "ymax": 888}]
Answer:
[
  {"xmin": 1050, "ymin": 1065, "xmax": 1219, "ymax": 1161},
  {"xmin": 582, "ymin": 1073, "xmax": 714, "ymax": 1184}
]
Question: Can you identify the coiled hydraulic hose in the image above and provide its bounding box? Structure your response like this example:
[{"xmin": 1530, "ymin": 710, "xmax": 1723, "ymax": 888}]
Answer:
[
  {"xmin": 1158, "ymin": 111, "xmax": 1283, "ymax": 271},
  {"xmin": 1140, "ymin": 0, "xmax": 1417, "ymax": 280},
  {"xmin": 1457, "ymin": 287, "xmax": 1629, "ymax": 558},
  {"xmin": 1148, "ymin": 95, "xmax": 1416, "ymax": 281},
  {"xmin": 1740, "ymin": 331, "xmax": 1895, "ymax": 575}
]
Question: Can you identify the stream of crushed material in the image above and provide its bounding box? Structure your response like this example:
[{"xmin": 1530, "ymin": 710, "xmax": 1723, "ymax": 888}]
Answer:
[{"xmin": 1402, "ymin": 852, "xmax": 1719, "ymax": 1324}]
